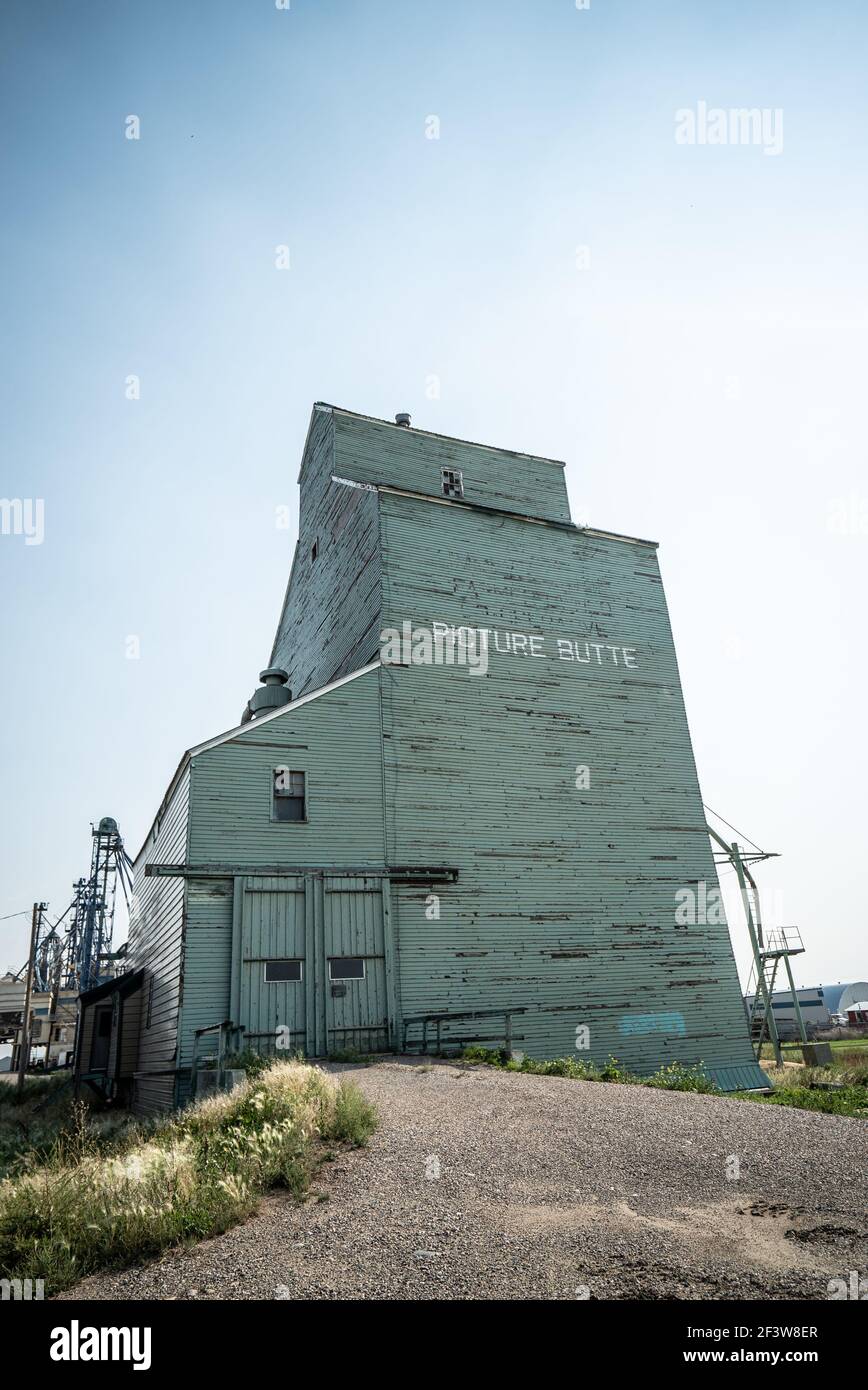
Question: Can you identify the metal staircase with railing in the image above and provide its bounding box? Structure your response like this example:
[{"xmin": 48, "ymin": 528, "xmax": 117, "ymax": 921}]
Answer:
[
  {"xmin": 707, "ymin": 820, "xmax": 811, "ymax": 1069},
  {"xmin": 744, "ymin": 927, "xmax": 806, "ymax": 1053}
]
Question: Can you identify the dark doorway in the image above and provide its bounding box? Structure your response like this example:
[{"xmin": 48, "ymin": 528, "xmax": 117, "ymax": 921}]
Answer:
[{"xmin": 89, "ymin": 1005, "xmax": 112, "ymax": 1071}]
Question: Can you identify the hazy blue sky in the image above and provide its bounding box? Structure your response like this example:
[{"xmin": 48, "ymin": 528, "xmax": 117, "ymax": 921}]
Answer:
[{"xmin": 1, "ymin": 0, "xmax": 865, "ymax": 994}]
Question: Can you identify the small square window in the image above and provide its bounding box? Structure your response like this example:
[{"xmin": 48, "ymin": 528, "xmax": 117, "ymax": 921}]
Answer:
[
  {"xmin": 441, "ymin": 467, "xmax": 464, "ymax": 499},
  {"xmin": 264, "ymin": 959, "xmax": 303, "ymax": 982},
  {"xmin": 273, "ymin": 767, "xmax": 306, "ymax": 822},
  {"xmin": 328, "ymin": 957, "xmax": 365, "ymax": 981}
]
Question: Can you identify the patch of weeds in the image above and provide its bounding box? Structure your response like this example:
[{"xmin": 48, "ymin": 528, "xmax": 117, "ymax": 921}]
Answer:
[
  {"xmin": 0, "ymin": 1073, "xmax": 69, "ymax": 1109},
  {"xmin": 465, "ymin": 1043, "xmax": 868, "ymax": 1115},
  {"xmin": 461, "ymin": 1045, "xmax": 509, "ymax": 1067},
  {"xmin": 326, "ymin": 1082, "xmax": 378, "ymax": 1145},
  {"xmin": 739, "ymin": 1084, "xmax": 868, "ymax": 1119},
  {"xmin": 0, "ymin": 1060, "xmax": 377, "ymax": 1295},
  {"xmin": 459, "ymin": 1049, "xmax": 719, "ymax": 1095},
  {"xmin": 597, "ymin": 1056, "xmax": 640, "ymax": 1084},
  {"xmin": 0, "ymin": 1076, "xmax": 137, "ymax": 1180},
  {"xmin": 326, "ymin": 1048, "xmax": 373, "ymax": 1066},
  {"xmin": 224, "ymin": 1049, "xmax": 272, "ymax": 1080},
  {"xmin": 644, "ymin": 1062, "xmax": 718, "ymax": 1094}
]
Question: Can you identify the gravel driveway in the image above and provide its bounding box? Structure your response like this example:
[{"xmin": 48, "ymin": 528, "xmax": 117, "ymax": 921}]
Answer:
[{"xmin": 63, "ymin": 1058, "xmax": 867, "ymax": 1301}]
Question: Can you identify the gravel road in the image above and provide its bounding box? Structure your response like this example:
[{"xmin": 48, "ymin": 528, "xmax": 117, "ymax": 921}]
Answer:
[{"xmin": 63, "ymin": 1058, "xmax": 867, "ymax": 1301}]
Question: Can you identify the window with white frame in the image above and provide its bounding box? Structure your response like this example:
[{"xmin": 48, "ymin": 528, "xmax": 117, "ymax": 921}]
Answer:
[
  {"xmin": 328, "ymin": 957, "xmax": 365, "ymax": 981},
  {"xmin": 441, "ymin": 467, "xmax": 464, "ymax": 499},
  {"xmin": 264, "ymin": 959, "xmax": 303, "ymax": 983},
  {"xmin": 273, "ymin": 767, "xmax": 306, "ymax": 822}
]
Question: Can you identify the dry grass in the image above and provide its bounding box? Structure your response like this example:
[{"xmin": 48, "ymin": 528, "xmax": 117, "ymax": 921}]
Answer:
[{"xmin": 0, "ymin": 1060, "xmax": 377, "ymax": 1295}]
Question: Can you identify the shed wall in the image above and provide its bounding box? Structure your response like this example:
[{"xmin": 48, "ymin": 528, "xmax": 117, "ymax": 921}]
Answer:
[
  {"xmin": 127, "ymin": 767, "xmax": 190, "ymax": 1113},
  {"xmin": 118, "ymin": 987, "xmax": 143, "ymax": 1078},
  {"xmin": 177, "ymin": 670, "xmax": 386, "ymax": 1081},
  {"xmin": 76, "ymin": 1004, "xmax": 95, "ymax": 1076},
  {"xmin": 175, "ymin": 877, "xmax": 233, "ymax": 1103}
]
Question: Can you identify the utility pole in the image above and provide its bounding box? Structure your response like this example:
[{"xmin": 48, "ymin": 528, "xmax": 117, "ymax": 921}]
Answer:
[
  {"xmin": 45, "ymin": 931, "xmax": 65, "ymax": 1071},
  {"xmin": 16, "ymin": 901, "xmax": 45, "ymax": 1092}
]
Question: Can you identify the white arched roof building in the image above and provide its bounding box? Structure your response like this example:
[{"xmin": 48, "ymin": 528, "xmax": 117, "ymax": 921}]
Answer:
[{"xmin": 821, "ymin": 983, "xmax": 868, "ymax": 1017}]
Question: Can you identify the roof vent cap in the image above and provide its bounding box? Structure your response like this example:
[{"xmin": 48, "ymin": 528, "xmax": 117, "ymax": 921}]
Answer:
[
  {"xmin": 395, "ymin": 412, "xmax": 411, "ymax": 428},
  {"xmin": 244, "ymin": 668, "xmax": 292, "ymax": 722}
]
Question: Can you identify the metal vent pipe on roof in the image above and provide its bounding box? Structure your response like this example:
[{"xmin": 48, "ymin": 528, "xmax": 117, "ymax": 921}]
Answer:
[
  {"xmin": 242, "ymin": 667, "xmax": 292, "ymax": 723},
  {"xmin": 395, "ymin": 412, "xmax": 411, "ymax": 428}
]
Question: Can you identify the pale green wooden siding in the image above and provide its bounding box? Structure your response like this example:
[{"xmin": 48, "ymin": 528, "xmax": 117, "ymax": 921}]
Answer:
[
  {"xmin": 134, "ymin": 407, "xmax": 764, "ymax": 1098},
  {"xmin": 208, "ymin": 873, "xmax": 391, "ymax": 1060},
  {"xmin": 235, "ymin": 877, "xmax": 307, "ymax": 1053},
  {"xmin": 187, "ymin": 670, "xmax": 384, "ymax": 866},
  {"xmin": 377, "ymin": 489, "xmax": 761, "ymax": 1084},
  {"xmin": 127, "ymin": 767, "xmax": 190, "ymax": 1113},
  {"xmin": 270, "ymin": 407, "xmax": 382, "ymax": 696},
  {"xmin": 332, "ymin": 407, "xmax": 571, "ymax": 523},
  {"xmin": 324, "ymin": 878, "xmax": 388, "ymax": 1053},
  {"xmin": 172, "ymin": 672, "xmax": 386, "ymax": 1078},
  {"xmin": 175, "ymin": 877, "xmax": 233, "ymax": 1101}
]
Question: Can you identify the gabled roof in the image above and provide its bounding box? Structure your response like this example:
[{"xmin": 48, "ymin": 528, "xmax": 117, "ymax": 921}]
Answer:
[
  {"xmin": 188, "ymin": 659, "xmax": 380, "ymax": 758},
  {"xmin": 133, "ymin": 661, "xmax": 380, "ymax": 865},
  {"xmin": 79, "ymin": 967, "xmax": 145, "ymax": 1006}
]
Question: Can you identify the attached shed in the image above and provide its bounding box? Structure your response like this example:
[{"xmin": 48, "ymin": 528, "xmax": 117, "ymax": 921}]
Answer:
[{"xmin": 74, "ymin": 968, "xmax": 145, "ymax": 1102}]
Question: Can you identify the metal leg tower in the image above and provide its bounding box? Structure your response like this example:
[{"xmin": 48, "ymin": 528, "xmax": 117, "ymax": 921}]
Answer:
[
  {"xmin": 707, "ymin": 823, "xmax": 808, "ymax": 1067},
  {"xmin": 76, "ymin": 817, "xmax": 128, "ymax": 992}
]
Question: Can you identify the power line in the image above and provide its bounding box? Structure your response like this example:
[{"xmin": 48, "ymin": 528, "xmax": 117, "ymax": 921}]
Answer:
[
  {"xmin": 49, "ymin": 902, "xmax": 74, "ymax": 931},
  {"xmin": 0, "ymin": 910, "xmax": 31, "ymax": 923}
]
